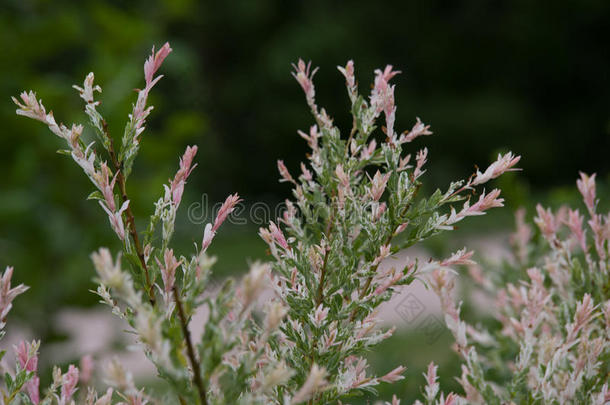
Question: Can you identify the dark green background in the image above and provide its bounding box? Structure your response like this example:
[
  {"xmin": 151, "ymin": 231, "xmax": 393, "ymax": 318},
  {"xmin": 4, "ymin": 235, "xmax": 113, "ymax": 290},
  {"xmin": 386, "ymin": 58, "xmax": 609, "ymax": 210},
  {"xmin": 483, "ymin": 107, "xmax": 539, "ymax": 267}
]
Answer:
[{"xmin": 1, "ymin": 0, "xmax": 608, "ymax": 399}]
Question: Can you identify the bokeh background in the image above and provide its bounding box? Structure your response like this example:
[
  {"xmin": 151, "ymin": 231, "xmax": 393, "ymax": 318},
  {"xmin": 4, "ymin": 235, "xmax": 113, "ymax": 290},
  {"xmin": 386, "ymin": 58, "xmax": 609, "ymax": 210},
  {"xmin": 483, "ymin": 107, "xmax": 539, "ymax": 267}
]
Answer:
[{"xmin": 1, "ymin": 0, "xmax": 609, "ymax": 401}]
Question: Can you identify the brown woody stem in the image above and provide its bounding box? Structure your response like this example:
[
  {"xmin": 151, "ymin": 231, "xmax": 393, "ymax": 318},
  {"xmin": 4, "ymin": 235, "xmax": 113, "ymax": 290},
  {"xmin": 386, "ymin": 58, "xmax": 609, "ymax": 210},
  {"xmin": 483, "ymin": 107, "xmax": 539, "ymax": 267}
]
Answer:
[
  {"xmin": 103, "ymin": 123, "xmax": 207, "ymax": 403},
  {"xmin": 173, "ymin": 286, "xmax": 208, "ymax": 405},
  {"xmin": 103, "ymin": 122, "xmax": 155, "ymax": 304},
  {"xmin": 349, "ymin": 182, "xmax": 421, "ymax": 322}
]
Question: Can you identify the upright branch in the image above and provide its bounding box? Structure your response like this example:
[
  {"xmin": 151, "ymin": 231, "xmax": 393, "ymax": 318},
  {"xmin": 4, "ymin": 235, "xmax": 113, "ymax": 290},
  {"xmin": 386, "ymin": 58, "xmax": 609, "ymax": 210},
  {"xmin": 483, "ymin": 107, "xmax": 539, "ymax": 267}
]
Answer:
[
  {"xmin": 120, "ymin": 43, "xmax": 173, "ymax": 179},
  {"xmin": 106, "ymin": 124, "xmax": 155, "ymax": 303},
  {"xmin": 13, "ymin": 43, "xmax": 231, "ymax": 403},
  {"xmin": 173, "ymin": 286, "xmax": 207, "ymax": 405},
  {"xmin": 260, "ymin": 58, "xmax": 520, "ymax": 403},
  {"xmin": 426, "ymin": 172, "xmax": 610, "ymax": 404},
  {"xmin": 14, "ymin": 44, "xmax": 174, "ymax": 303}
]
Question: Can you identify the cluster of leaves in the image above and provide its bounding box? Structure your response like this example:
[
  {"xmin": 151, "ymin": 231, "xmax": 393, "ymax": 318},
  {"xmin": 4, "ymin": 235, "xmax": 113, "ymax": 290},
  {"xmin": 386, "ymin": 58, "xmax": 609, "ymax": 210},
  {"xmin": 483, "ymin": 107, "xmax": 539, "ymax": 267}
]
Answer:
[
  {"xmin": 259, "ymin": 60, "xmax": 520, "ymax": 404},
  {"xmin": 4, "ymin": 43, "xmax": 526, "ymax": 404},
  {"xmin": 9, "ymin": 43, "xmax": 282, "ymax": 405},
  {"xmin": 423, "ymin": 173, "xmax": 610, "ymax": 404}
]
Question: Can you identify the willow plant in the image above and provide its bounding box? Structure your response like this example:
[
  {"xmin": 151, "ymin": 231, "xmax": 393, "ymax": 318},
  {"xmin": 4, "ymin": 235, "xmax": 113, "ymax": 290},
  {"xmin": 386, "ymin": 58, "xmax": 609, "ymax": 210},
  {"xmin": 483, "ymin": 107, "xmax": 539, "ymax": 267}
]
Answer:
[
  {"xmin": 5, "ymin": 43, "xmax": 523, "ymax": 404},
  {"xmin": 424, "ymin": 173, "xmax": 609, "ymax": 405}
]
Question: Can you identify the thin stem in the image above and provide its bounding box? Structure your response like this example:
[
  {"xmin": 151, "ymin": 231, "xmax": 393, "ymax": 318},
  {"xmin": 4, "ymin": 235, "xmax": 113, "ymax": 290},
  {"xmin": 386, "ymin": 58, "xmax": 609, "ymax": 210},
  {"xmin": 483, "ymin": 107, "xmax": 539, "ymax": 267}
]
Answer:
[
  {"xmin": 315, "ymin": 247, "xmax": 330, "ymax": 307},
  {"xmin": 103, "ymin": 124, "xmax": 206, "ymax": 404},
  {"xmin": 344, "ymin": 119, "xmax": 357, "ymax": 156},
  {"xmin": 103, "ymin": 121, "xmax": 155, "ymax": 304},
  {"xmin": 315, "ymin": 205, "xmax": 335, "ymax": 307},
  {"xmin": 349, "ymin": 182, "xmax": 421, "ymax": 322},
  {"xmin": 309, "ymin": 196, "xmax": 336, "ymax": 405},
  {"xmin": 173, "ymin": 286, "xmax": 208, "ymax": 405}
]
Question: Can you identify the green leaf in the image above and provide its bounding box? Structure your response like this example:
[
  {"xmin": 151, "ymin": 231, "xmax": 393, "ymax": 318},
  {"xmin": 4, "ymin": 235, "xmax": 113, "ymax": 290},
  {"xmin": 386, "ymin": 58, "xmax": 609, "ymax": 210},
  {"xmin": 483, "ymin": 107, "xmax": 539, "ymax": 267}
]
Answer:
[{"xmin": 87, "ymin": 190, "xmax": 104, "ymax": 201}]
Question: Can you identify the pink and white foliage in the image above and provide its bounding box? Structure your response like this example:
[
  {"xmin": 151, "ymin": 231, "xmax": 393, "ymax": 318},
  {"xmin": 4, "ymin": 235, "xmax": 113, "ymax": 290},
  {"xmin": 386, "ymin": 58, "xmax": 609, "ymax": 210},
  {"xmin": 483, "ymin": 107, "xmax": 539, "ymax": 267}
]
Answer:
[
  {"xmin": 120, "ymin": 43, "xmax": 173, "ymax": 178},
  {"xmin": 399, "ymin": 117, "xmax": 433, "ymax": 144},
  {"xmin": 425, "ymin": 173, "xmax": 610, "ymax": 404},
  {"xmin": 60, "ymin": 364, "xmax": 80, "ymax": 405},
  {"xmin": 170, "ymin": 145, "xmax": 198, "ymax": 207},
  {"xmin": 470, "ymin": 152, "xmax": 521, "ymax": 187},
  {"xmin": 14, "ymin": 41, "xmax": 606, "ymax": 405},
  {"xmin": 253, "ymin": 58, "xmax": 520, "ymax": 404},
  {"xmin": 131, "ymin": 42, "xmax": 173, "ymax": 143},
  {"xmin": 291, "ymin": 59, "xmax": 319, "ymax": 111},
  {"xmin": 0, "ymin": 266, "xmax": 28, "ymax": 328},
  {"xmin": 201, "ymin": 193, "xmax": 242, "ymax": 253},
  {"xmin": 156, "ymin": 248, "xmax": 182, "ymax": 310},
  {"xmin": 15, "ymin": 340, "xmax": 40, "ymax": 404}
]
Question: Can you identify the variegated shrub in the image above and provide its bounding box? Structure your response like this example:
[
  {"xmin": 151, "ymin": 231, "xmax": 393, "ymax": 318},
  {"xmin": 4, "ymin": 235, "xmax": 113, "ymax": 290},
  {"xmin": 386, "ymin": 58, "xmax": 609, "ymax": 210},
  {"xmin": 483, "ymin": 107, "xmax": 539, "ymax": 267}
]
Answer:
[{"xmin": 2, "ymin": 42, "xmax": 560, "ymax": 405}]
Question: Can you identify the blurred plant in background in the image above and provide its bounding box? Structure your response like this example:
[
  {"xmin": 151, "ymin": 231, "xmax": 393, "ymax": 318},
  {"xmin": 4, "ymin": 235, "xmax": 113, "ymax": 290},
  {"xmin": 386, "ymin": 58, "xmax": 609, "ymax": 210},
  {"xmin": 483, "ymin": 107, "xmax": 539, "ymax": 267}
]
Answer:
[{"xmin": 425, "ymin": 173, "xmax": 610, "ymax": 404}]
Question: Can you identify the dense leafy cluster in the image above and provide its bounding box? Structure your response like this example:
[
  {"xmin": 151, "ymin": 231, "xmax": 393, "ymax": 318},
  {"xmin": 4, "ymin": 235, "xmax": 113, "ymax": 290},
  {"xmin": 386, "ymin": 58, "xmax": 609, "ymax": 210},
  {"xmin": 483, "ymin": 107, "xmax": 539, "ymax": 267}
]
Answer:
[
  {"xmin": 259, "ymin": 60, "xmax": 519, "ymax": 403},
  {"xmin": 425, "ymin": 173, "xmax": 610, "ymax": 404},
  {"xmin": 9, "ymin": 43, "xmax": 606, "ymax": 405},
  {"xmin": 9, "ymin": 43, "xmax": 273, "ymax": 405}
]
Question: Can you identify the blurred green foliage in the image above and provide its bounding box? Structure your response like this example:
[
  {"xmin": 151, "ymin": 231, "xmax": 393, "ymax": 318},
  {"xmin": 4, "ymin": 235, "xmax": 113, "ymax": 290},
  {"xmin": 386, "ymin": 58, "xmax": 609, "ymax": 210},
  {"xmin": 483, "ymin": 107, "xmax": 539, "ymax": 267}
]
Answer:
[{"xmin": 1, "ymin": 0, "xmax": 609, "ymax": 393}]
